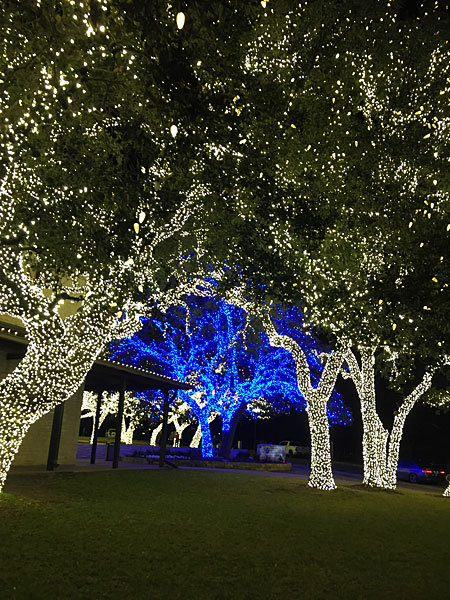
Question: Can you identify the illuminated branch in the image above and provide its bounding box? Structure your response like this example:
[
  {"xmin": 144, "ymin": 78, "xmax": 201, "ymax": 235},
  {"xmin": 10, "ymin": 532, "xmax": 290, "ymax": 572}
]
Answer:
[{"xmin": 384, "ymin": 370, "xmax": 435, "ymax": 489}]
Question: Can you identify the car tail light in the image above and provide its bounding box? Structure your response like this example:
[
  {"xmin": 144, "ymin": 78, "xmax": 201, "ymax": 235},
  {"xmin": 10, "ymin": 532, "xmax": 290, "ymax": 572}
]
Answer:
[
  {"xmin": 440, "ymin": 471, "xmax": 446, "ymax": 474},
  {"xmin": 422, "ymin": 469, "xmax": 433, "ymax": 473}
]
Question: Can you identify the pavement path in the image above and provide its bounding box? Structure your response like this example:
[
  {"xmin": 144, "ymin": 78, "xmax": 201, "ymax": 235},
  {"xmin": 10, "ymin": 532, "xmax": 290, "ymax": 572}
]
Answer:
[{"xmin": 8, "ymin": 457, "xmax": 447, "ymax": 495}]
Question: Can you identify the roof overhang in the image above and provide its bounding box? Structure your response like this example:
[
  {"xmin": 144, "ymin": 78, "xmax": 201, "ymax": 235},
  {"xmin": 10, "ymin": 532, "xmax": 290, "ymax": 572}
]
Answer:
[{"xmin": 0, "ymin": 321, "xmax": 192, "ymax": 393}]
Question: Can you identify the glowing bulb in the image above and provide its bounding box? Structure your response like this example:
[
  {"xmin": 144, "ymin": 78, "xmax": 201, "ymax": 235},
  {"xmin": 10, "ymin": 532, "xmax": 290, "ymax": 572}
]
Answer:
[
  {"xmin": 170, "ymin": 124, "xmax": 178, "ymax": 138},
  {"xmin": 176, "ymin": 12, "xmax": 185, "ymax": 29}
]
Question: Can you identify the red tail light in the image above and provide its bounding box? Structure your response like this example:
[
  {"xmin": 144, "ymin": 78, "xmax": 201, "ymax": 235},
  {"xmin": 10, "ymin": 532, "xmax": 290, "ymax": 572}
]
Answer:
[
  {"xmin": 440, "ymin": 471, "xmax": 446, "ymax": 474},
  {"xmin": 422, "ymin": 469, "xmax": 433, "ymax": 473}
]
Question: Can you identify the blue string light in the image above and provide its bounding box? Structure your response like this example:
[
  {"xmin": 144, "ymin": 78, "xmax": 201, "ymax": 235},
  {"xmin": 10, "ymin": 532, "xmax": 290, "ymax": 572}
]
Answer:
[{"xmin": 110, "ymin": 297, "xmax": 351, "ymax": 457}]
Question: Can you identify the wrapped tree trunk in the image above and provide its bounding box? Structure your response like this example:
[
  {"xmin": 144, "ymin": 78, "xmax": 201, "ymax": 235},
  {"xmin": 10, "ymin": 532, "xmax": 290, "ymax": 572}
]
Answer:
[
  {"xmin": 262, "ymin": 312, "xmax": 348, "ymax": 490},
  {"xmin": 384, "ymin": 371, "xmax": 434, "ymax": 489},
  {"xmin": 219, "ymin": 403, "xmax": 246, "ymax": 459},
  {"xmin": 0, "ymin": 320, "xmax": 107, "ymax": 491},
  {"xmin": 346, "ymin": 348, "xmax": 437, "ymax": 490},
  {"xmin": 190, "ymin": 412, "xmax": 217, "ymax": 456},
  {"xmin": 346, "ymin": 348, "xmax": 388, "ymax": 487}
]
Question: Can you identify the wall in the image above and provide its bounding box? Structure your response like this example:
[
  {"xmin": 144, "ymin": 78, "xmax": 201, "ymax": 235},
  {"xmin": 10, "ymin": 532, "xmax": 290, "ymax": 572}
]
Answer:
[{"xmin": 12, "ymin": 389, "xmax": 83, "ymax": 467}]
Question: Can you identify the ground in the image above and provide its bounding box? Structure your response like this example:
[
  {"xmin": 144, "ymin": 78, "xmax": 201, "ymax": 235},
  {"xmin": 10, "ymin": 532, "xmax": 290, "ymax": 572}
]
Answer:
[{"xmin": 1, "ymin": 467, "xmax": 449, "ymax": 599}]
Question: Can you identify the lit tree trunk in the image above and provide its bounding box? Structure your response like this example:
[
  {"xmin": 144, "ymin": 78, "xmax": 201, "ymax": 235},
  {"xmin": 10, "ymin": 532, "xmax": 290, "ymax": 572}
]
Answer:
[
  {"xmin": 347, "ymin": 349, "xmax": 439, "ymax": 490},
  {"xmin": 197, "ymin": 411, "xmax": 214, "ymax": 458},
  {"xmin": 150, "ymin": 423, "xmax": 162, "ymax": 446},
  {"xmin": 262, "ymin": 313, "xmax": 347, "ymax": 491},
  {"xmin": 0, "ymin": 403, "xmax": 34, "ymax": 492},
  {"xmin": 190, "ymin": 412, "xmax": 217, "ymax": 457},
  {"xmin": 306, "ymin": 395, "xmax": 335, "ymax": 489},
  {"xmin": 383, "ymin": 371, "xmax": 434, "ymax": 489},
  {"xmin": 150, "ymin": 416, "xmax": 175, "ymax": 446},
  {"xmin": 190, "ymin": 422, "xmax": 203, "ymax": 448},
  {"xmin": 172, "ymin": 416, "xmax": 190, "ymax": 446},
  {"xmin": 0, "ymin": 294, "xmax": 132, "ymax": 492},
  {"xmin": 121, "ymin": 416, "xmax": 134, "ymax": 444},
  {"xmin": 346, "ymin": 348, "xmax": 388, "ymax": 487},
  {"xmin": 219, "ymin": 403, "xmax": 246, "ymax": 458},
  {"xmin": 0, "ymin": 323, "xmax": 107, "ymax": 492},
  {"xmin": 443, "ymin": 483, "xmax": 450, "ymax": 497},
  {"xmin": 89, "ymin": 411, "xmax": 108, "ymax": 444}
]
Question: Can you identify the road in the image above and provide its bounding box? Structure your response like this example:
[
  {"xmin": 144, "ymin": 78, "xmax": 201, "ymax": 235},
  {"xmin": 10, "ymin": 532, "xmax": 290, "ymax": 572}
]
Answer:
[{"xmin": 289, "ymin": 460, "xmax": 447, "ymax": 494}]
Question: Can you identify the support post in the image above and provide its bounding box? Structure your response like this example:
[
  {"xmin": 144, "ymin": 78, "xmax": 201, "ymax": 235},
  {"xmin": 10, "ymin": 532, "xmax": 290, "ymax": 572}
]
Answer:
[
  {"xmin": 47, "ymin": 402, "xmax": 65, "ymax": 471},
  {"xmin": 113, "ymin": 378, "xmax": 126, "ymax": 469},
  {"xmin": 159, "ymin": 389, "xmax": 177, "ymax": 468},
  {"xmin": 90, "ymin": 390, "xmax": 102, "ymax": 464}
]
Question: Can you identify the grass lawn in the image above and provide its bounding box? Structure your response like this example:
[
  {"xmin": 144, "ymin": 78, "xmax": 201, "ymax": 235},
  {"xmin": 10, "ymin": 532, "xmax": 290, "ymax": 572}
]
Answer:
[{"xmin": 1, "ymin": 468, "xmax": 449, "ymax": 600}]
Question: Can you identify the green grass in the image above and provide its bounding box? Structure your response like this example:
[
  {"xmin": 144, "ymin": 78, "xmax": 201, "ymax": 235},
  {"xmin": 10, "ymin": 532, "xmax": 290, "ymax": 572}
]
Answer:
[{"xmin": 1, "ymin": 469, "xmax": 450, "ymax": 600}]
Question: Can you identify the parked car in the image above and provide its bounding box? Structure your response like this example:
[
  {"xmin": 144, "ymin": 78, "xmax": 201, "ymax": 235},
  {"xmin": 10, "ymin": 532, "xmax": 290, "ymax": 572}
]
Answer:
[
  {"xmin": 397, "ymin": 460, "xmax": 448, "ymax": 485},
  {"xmin": 279, "ymin": 440, "xmax": 310, "ymax": 457}
]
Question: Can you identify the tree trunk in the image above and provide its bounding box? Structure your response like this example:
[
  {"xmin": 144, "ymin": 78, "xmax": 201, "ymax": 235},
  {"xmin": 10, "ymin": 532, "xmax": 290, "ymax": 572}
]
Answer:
[
  {"xmin": 0, "ymin": 406, "xmax": 34, "ymax": 491},
  {"xmin": 307, "ymin": 395, "xmax": 336, "ymax": 490},
  {"xmin": 90, "ymin": 412, "xmax": 107, "ymax": 445},
  {"xmin": 260, "ymin": 312, "xmax": 347, "ymax": 491},
  {"xmin": 150, "ymin": 423, "xmax": 163, "ymax": 446},
  {"xmin": 189, "ymin": 423, "xmax": 202, "ymax": 448},
  {"xmin": 122, "ymin": 422, "xmax": 134, "ymax": 445},
  {"xmin": 383, "ymin": 372, "xmax": 434, "ymax": 489},
  {"xmin": 198, "ymin": 412, "xmax": 214, "ymax": 459},
  {"xmin": 189, "ymin": 412, "xmax": 216, "ymax": 457},
  {"xmin": 172, "ymin": 417, "xmax": 189, "ymax": 446},
  {"xmin": 219, "ymin": 404, "xmax": 246, "ymax": 458},
  {"xmin": 346, "ymin": 348, "xmax": 388, "ymax": 487},
  {"xmin": 361, "ymin": 412, "xmax": 388, "ymax": 487},
  {"xmin": 0, "ymin": 310, "xmax": 112, "ymax": 491},
  {"xmin": 359, "ymin": 350, "xmax": 389, "ymax": 487}
]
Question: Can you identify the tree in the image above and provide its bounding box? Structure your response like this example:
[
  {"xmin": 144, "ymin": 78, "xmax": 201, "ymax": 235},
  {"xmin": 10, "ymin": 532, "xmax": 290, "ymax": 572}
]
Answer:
[
  {"xmin": 3, "ymin": 0, "xmax": 449, "ymax": 496},
  {"xmin": 221, "ymin": 293, "xmax": 350, "ymax": 490},
  {"xmin": 0, "ymin": 0, "xmax": 280, "ymax": 491},
  {"xmin": 217, "ymin": 1, "xmax": 450, "ymax": 491},
  {"xmin": 81, "ymin": 390, "xmax": 161, "ymax": 444},
  {"xmin": 110, "ymin": 294, "xmax": 350, "ymax": 459},
  {"xmin": 110, "ymin": 295, "xmax": 300, "ymax": 458},
  {"xmin": 140, "ymin": 393, "xmax": 195, "ymax": 447}
]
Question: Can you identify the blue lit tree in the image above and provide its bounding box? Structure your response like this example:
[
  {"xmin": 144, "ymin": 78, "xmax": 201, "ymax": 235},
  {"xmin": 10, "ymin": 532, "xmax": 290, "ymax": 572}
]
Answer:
[{"xmin": 110, "ymin": 295, "xmax": 351, "ymax": 458}]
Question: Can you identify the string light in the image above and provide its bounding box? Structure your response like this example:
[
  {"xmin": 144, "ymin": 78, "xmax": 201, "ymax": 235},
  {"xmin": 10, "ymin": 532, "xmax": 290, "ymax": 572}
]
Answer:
[
  {"xmin": 344, "ymin": 349, "xmax": 444, "ymax": 489},
  {"xmin": 1, "ymin": 0, "xmax": 450, "ymax": 497},
  {"xmin": 110, "ymin": 293, "xmax": 351, "ymax": 460},
  {"xmin": 176, "ymin": 12, "xmax": 185, "ymax": 30}
]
